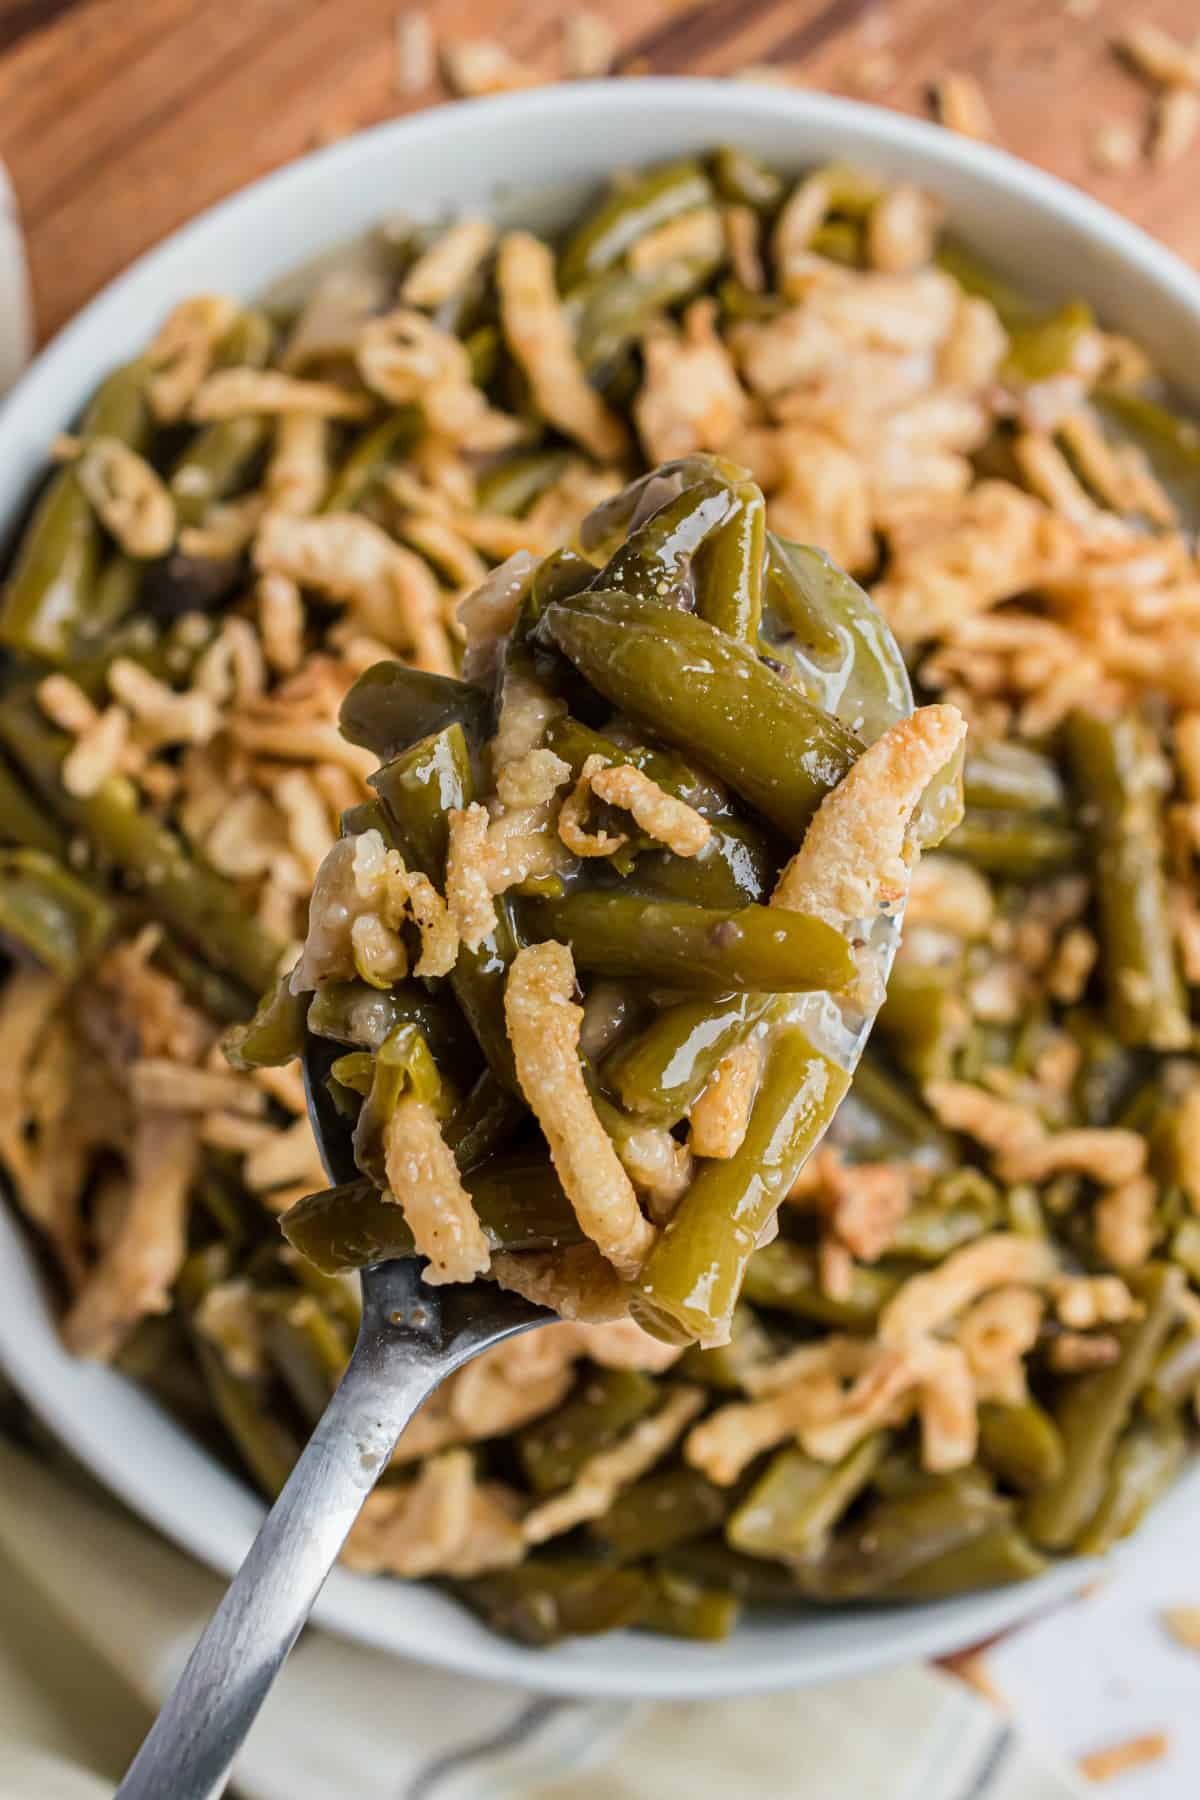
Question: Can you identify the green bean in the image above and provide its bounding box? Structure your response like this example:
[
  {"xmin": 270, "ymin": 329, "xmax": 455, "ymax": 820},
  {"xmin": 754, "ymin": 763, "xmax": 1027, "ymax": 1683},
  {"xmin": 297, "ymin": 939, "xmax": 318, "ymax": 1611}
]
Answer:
[
  {"xmin": 1074, "ymin": 1412, "xmax": 1187, "ymax": 1556},
  {"xmin": 223, "ymin": 968, "xmax": 307, "ymax": 1070},
  {"xmin": 830, "ymin": 1053, "xmax": 955, "ymax": 1170},
  {"xmin": 792, "ymin": 1473, "xmax": 1008, "ymax": 1600},
  {"xmin": 322, "ymin": 410, "xmax": 420, "ymax": 513},
  {"xmin": 0, "ymin": 690, "xmax": 283, "ymax": 993},
  {"xmin": 1065, "ymin": 709, "xmax": 1189, "ymax": 1050},
  {"xmin": 573, "ymin": 257, "xmax": 723, "ymax": 376},
  {"xmin": 631, "ymin": 1026, "xmax": 851, "ymax": 1346},
  {"xmin": 678, "ymin": 1302, "xmax": 775, "ymax": 1393},
  {"xmin": 717, "ymin": 279, "xmax": 783, "ymax": 324},
  {"xmin": 152, "ymin": 931, "xmax": 257, "ymax": 1027},
  {"xmin": 591, "ymin": 476, "xmax": 739, "ymax": 606},
  {"xmin": 169, "ymin": 310, "xmax": 276, "ymax": 526},
  {"xmin": 339, "ymin": 663, "xmax": 492, "ymax": 763},
  {"xmin": 544, "ymin": 715, "xmax": 725, "ymax": 816},
  {"xmin": 741, "ymin": 1239, "xmax": 900, "ymax": 1330},
  {"xmin": 658, "ymin": 1538, "xmax": 800, "ymax": 1606},
  {"xmin": 763, "ymin": 536, "xmax": 912, "ymax": 746},
  {"xmin": 170, "ymin": 418, "xmax": 271, "ymax": 527},
  {"xmin": 606, "ymin": 992, "xmax": 768, "ymax": 1126},
  {"xmin": 373, "ymin": 724, "xmax": 520, "ymax": 1092},
  {"xmin": 0, "ymin": 757, "xmax": 69, "ymax": 858},
  {"xmin": 280, "ymin": 1156, "xmax": 583, "ymax": 1273},
  {"xmin": 810, "ymin": 220, "xmax": 862, "ymax": 266},
  {"xmin": 935, "ymin": 240, "xmax": 1043, "ymax": 332},
  {"xmin": 306, "ymin": 978, "xmax": 478, "ymax": 1076},
  {"xmin": 978, "ymin": 1401, "xmax": 1066, "ymax": 1495},
  {"xmin": 257, "ymin": 1290, "xmax": 350, "ymax": 1422},
  {"xmin": 442, "ymin": 1066, "xmax": 526, "ymax": 1170},
  {"xmin": 0, "ymin": 360, "xmax": 152, "ymax": 661},
  {"xmin": 1004, "ymin": 300, "xmax": 1095, "ymax": 383},
  {"xmin": 455, "ymin": 1561, "xmax": 649, "ymax": 1646},
  {"xmin": 352, "ymin": 1021, "xmax": 450, "ymax": 1185},
  {"xmin": 963, "ymin": 741, "xmax": 1065, "ymax": 814},
  {"xmin": 559, "ymin": 160, "xmax": 714, "ymax": 290},
  {"xmin": 694, "ymin": 482, "xmax": 765, "ymax": 642},
  {"xmin": 1066, "ymin": 1010, "xmax": 1141, "ymax": 1127},
  {"xmin": 876, "ymin": 1525, "xmax": 1047, "ymax": 1599},
  {"xmin": 1023, "ymin": 1262, "xmax": 1183, "ymax": 1550},
  {"xmin": 941, "ymin": 809, "xmax": 1082, "ymax": 878},
  {"xmin": 890, "ymin": 1183, "xmax": 1001, "ymax": 1261},
  {"xmin": 0, "ymin": 848, "xmax": 115, "ymax": 977},
  {"xmin": 114, "ymin": 1315, "xmax": 214, "ymax": 1432},
  {"xmin": 710, "ymin": 146, "xmax": 784, "ymax": 213},
  {"xmin": 536, "ymin": 590, "xmax": 861, "ymax": 841},
  {"xmin": 475, "ymin": 450, "xmax": 570, "ymax": 517},
  {"xmin": 877, "ymin": 951, "xmax": 968, "ymax": 1085},
  {"xmin": 728, "ymin": 1435, "xmax": 886, "ymax": 1561},
  {"xmin": 638, "ymin": 1570, "xmax": 740, "ymax": 1641},
  {"xmin": 1143, "ymin": 1324, "xmax": 1200, "ymax": 1411},
  {"xmin": 1093, "ymin": 387, "xmax": 1200, "ymax": 521},
  {"xmin": 522, "ymin": 894, "xmax": 853, "ymax": 994},
  {"xmin": 518, "ymin": 1368, "xmax": 660, "ymax": 1494},
  {"xmin": 592, "ymin": 1465, "xmax": 731, "ymax": 1559},
  {"xmin": 817, "ymin": 162, "xmax": 884, "ymax": 217},
  {"xmin": 81, "ymin": 553, "xmax": 145, "ymax": 642}
]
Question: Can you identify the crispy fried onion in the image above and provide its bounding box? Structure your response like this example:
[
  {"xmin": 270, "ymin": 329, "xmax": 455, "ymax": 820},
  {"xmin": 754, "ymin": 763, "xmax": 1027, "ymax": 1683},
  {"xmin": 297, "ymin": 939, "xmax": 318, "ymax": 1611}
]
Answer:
[
  {"xmin": 523, "ymin": 1385, "xmax": 705, "ymax": 1544},
  {"xmin": 504, "ymin": 941, "xmax": 656, "ymax": 1279},
  {"xmin": 879, "ymin": 1232, "xmax": 1057, "ymax": 1345},
  {"xmin": 772, "ymin": 704, "xmax": 967, "ymax": 1003},
  {"xmin": 496, "ymin": 231, "xmax": 628, "ymax": 461},
  {"xmin": 491, "ymin": 1243, "xmax": 632, "ymax": 1322},
  {"xmin": 445, "ymin": 798, "xmax": 572, "ymax": 951},
  {"xmin": 292, "ymin": 829, "xmax": 457, "ymax": 992},
  {"xmin": 356, "ymin": 307, "xmax": 521, "ymax": 451},
  {"xmin": 62, "ymin": 1111, "xmax": 199, "ymax": 1360},
  {"xmin": 689, "ymin": 1039, "xmax": 762, "ymax": 1161},
  {"xmin": 633, "ymin": 299, "xmax": 748, "ymax": 465},
  {"xmin": 383, "ymin": 1095, "xmax": 490, "ymax": 1285},
  {"xmin": 924, "ymin": 1078, "xmax": 1147, "ymax": 1186},
  {"xmin": 265, "ymin": 413, "xmax": 330, "ymax": 516},
  {"xmin": 145, "ymin": 294, "xmax": 239, "ymax": 420},
  {"xmin": 343, "ymin": 1449, "xmax": 524, "ymax": 1577},
  {"xmin": 954, "ymin": 1285, "xmax": 1044, "ymax": 1405},
  {"xmin": 189, "ymin": 369, "xmax": 372, "ymax": 421},
  {"xmin": 401, "ymin": 217, "xmax": 497, "ymax": 309},
  {"xmin": 254, "ymin": 511, "xmax": 452, "ymax": 673},
  {"xmin": 74, "ymin": 437, "xmax": 176, "ymax": 558}
]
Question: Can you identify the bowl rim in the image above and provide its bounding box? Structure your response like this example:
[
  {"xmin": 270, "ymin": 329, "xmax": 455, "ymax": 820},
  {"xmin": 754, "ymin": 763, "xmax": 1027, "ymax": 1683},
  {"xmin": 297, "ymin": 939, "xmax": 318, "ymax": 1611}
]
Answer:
[{"xmin": 3, "ymin": 75, "xmax": 1200, "ymax": 1700}]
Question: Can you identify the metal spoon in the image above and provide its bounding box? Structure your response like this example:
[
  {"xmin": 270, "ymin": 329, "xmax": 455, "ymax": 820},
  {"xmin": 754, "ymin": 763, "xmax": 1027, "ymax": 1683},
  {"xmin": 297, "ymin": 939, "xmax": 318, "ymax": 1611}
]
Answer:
[{"xmin": 113, "ymin": 1033, "xmax": 549, "ymax": 1800}]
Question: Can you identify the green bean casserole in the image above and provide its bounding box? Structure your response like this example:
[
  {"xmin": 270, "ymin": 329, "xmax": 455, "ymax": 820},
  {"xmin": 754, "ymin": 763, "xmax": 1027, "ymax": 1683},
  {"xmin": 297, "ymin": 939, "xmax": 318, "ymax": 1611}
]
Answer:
[{"xmin": 2, "ymin": 150, "xmax": 1200, "ymax": 1647}]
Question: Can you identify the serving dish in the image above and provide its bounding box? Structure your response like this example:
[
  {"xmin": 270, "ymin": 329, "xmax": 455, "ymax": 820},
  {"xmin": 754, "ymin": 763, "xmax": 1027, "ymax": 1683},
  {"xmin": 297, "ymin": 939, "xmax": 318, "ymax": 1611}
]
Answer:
[{"xmin": 2, "ymin": 76, "xmax": 1199, "ymax": 1700}]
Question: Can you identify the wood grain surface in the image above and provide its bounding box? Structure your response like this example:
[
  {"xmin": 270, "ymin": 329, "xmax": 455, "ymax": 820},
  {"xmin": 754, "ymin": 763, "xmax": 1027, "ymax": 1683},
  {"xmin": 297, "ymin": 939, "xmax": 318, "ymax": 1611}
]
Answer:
[{"xmin": 2, "ymin": 0, "xmax": 1200, "ymax": 341}]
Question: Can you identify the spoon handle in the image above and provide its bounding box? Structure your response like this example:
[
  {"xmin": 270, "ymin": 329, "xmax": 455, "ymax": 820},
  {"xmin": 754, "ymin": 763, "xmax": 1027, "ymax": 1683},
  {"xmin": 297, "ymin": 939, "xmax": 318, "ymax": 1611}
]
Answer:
[{"xmin": 114, "ymin": 1316, "xmax": 441, "ymax": 1800}]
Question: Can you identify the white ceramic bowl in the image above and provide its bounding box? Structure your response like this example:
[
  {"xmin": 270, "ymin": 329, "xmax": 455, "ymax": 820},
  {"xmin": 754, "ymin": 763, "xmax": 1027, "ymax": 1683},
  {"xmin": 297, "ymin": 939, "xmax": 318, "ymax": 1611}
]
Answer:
[{"xmin": 2, "ymin": 79, "xmax": 1199, "ymax": 1700}]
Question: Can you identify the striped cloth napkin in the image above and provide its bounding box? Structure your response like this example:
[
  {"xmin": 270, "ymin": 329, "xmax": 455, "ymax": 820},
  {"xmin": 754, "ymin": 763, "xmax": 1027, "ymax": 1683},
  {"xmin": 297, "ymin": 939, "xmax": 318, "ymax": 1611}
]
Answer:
[{"xmin": 0, "ymin": 160, "xmax": 1083, "ymax": 1800}]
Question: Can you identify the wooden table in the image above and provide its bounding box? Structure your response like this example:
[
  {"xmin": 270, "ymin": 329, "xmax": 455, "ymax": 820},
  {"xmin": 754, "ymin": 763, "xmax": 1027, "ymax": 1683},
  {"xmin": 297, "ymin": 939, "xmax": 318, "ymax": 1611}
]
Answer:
[{"xmin": 2, "ymin": 0, "xmax": 1199, "ymax": 342}]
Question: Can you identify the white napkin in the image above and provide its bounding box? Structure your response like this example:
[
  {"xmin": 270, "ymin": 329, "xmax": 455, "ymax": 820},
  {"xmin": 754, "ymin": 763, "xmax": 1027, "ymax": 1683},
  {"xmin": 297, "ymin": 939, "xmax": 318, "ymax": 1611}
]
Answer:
[{"xmin": 0, "ymin": 156, "xmax": 1083, "ymax": 1800}]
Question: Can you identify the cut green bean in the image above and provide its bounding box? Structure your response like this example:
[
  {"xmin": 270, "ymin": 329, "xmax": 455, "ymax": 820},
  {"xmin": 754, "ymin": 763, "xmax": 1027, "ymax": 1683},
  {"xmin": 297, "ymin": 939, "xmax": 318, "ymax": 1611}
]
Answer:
[
  {"xmin": 559, "ymin": 160, "xmax": 714, "ymax": 291},
  {"xmin": 0, "ymin": 690, "xmax": 283, "ymax": 993},
  {"xmin": 339, "ymin": 663, "xmax": 492, "ymax": 763},
  {"xmin": 876, "ymin": 1525, "xmax": 1047, "ymax": 1599},
  {"xmin": 1074, "ymin": 1412, "xmax": 1186, "ymax": 1556},
  {"xmin": 1066, "ymin": 709, "xmax": 1188, "ymax": 1050},
  {"xmin": 740, "ymin": 1239, "xmax": 900, "ymax": 1330},
  {"xmin": 729, "ymin": 1435, "xmax": 886, "ymax": 1561},
  {"xmin": 592, "ymin": 1465, "xmax": 731, "ymax": 1559},
  {"xmin": 223, "ymin": 968, "xmax": 307, "ymax": 1070},
  {"xmin": 631, "ymin": 1026, "xmax": 851, "ymax": 1346},
  {"xmin": 280, "ymin": 1155, "xmax": 583, "ymax": 1273},
  {"xmin": 536, "ymin": 589, "xmax": 862, "ymax": 841},
  {"xmin": 522, "ymin": 893, "xmax": 853, "ymax": 994},
  {"xmin": 978, "ymin": 1401, "xmax": 1066, "ymax": 1495},
  {"xmin": 638, "ymin": 1570, "xmax": 740, "ymax": 1640},
  {"xmin": 455, "ymin": 1561, "xmax": 649, "ymax": 1646},
  {"xmin": 0, "ymin": 848, "xmax": 115, "ymax": 977},
  {"xmin": 518, "ymin": 1368, "xmax": 660, "ymax": 1494},
  {"xmin": 1023, "ymin": 1262, "xmax": 1183, "ymax": 1550}
]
